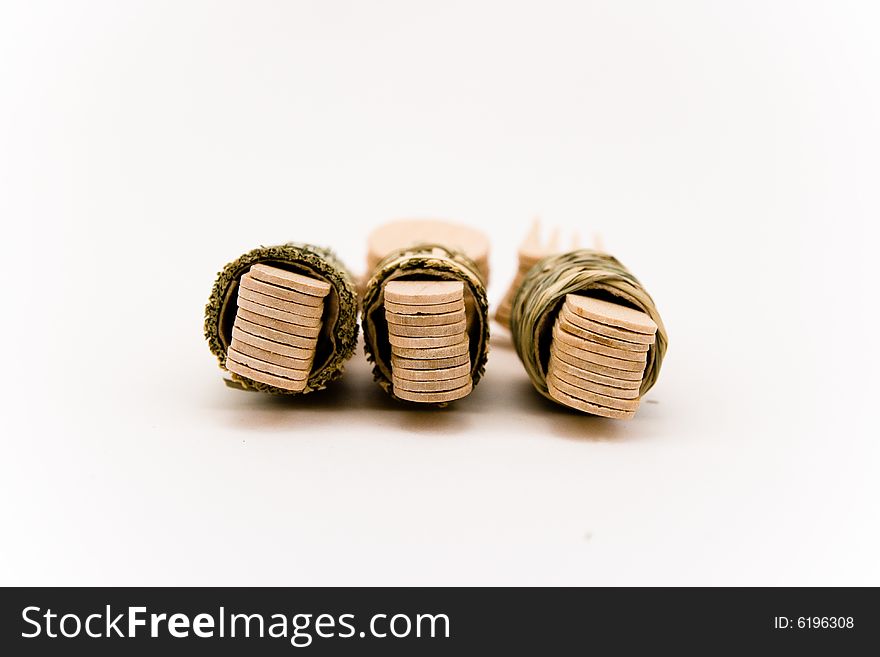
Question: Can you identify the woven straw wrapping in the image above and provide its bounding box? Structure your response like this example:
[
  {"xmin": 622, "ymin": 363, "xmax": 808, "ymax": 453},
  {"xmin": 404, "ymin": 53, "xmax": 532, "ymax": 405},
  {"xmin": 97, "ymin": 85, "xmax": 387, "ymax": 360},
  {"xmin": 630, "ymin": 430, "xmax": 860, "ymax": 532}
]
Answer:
[
  {"xmin": 362, "ymin": 244, "xmax": 490, "ymax": 404},
  {"xmin": 204, "ymin": 243, "xmax": 359, "ymax": 394},
  {"xmin": 509, "ymin": 249, "xmax": 667, "ymax": 400}
]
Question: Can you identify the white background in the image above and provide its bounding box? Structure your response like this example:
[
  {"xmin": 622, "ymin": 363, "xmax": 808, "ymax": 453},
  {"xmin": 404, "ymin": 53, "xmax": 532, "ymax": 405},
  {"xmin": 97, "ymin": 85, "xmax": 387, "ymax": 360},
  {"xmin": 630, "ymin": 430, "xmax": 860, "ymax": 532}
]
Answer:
[{"xmin": 1, "ymin": 1, "xmax": 878, "ymax": 585}]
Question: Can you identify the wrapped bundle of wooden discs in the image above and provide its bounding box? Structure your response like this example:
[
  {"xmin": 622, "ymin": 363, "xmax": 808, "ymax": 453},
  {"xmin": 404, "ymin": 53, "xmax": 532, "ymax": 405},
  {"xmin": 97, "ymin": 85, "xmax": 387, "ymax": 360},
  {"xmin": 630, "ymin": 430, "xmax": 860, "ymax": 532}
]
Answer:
[
  {"xmin": 205, "ymin": 243, "xmax": 359, "ymax": 394},
  {"xmin": 362, "ymin": 243, "xmax": 490, "ymax": 405},
  {"xmin": 509, "ymin": 250, "xmax": 667, "ymax": 419}
]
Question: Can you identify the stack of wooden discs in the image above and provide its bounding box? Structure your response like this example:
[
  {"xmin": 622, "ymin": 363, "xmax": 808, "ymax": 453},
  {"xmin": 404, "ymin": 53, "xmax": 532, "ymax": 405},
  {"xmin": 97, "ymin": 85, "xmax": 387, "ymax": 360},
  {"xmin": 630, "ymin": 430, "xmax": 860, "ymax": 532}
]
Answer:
[
  {"xmin": 225, "ymin": 263, "xmax": 331, "ymax": 392},
  {"xmin": 547, "ymin": 294, "xmax": 658, "ymax": 419},
  {"xmin": 384, "ymin": 280, "xmax": 473, "ymax": 403}
]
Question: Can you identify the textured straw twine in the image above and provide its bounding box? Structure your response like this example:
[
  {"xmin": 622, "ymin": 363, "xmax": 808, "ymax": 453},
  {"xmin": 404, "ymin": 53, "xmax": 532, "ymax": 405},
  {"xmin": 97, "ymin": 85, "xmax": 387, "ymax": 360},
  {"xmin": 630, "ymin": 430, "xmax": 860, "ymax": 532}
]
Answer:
[
  {"xmin": 204, "ymin": 243, "xmax": 359, "ymax": 394},
  {"xmin": 509, "ymin": 249, "xmax": 667, "ymax": 400},
  {"xmin": 361, "ymin": 243, "xmax": 490, "ymax": 402}
]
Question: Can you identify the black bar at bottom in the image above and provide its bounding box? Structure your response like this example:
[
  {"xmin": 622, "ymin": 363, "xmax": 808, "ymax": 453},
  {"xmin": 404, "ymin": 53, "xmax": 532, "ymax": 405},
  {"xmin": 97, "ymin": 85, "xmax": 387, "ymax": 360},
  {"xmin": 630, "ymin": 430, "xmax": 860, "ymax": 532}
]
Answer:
[{"xmin": 0, "ymin": 587, "xmax": 874, "ymax": 654}]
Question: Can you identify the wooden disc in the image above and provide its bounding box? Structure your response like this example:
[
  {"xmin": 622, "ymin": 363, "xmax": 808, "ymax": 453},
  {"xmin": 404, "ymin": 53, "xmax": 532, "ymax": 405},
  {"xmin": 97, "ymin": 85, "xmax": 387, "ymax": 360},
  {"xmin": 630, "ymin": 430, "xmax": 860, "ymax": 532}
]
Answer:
[
  {"xmin": 392, "ymin": 338, "xmax": 469, "ymax": 360},
  {"xmin": 384, "ymin": 280, "xmax": 464, "ymax": 305},
  {"xmin": 231, "ymin": 326, "xmax": 315, "ymax": 359},
  {"xmin": 237, "ymin": 297, "xmax": 322, "ymax": 328},
  {"xmin": 547, "ymin": 379, "xmax": 635, "ymax": 419},
  {"xmin": 226, "ymin": 346, "xmax": 311, "ymax": 379},
  {"xmin": 367, "ymin": 220, "xmax": 489, "ymax": 270},
  {"xmin": 552, "ymin": 323, "xmax": 648, "ymax": 363},
  {"xmin": 391, "ymin": 352, "xmax": 471, "ymax": 370},
  {"xmin": 552, "ymin": 328, "xmax": 646, "ymax": 372},
  {"xmin": 248, "ymin": 264, "xmax": 331, "ymax": 297},
  {"xmin": 547, "ymin": 373, "xmax": 640, "ymax": 411},
  {"xmin": 556, "ymin": 308, "xmax": 649, "ymax": 351},
  {"xmin": 385, "ymin": 309, "xmax": 466, "ymax": 327},
  {"xmin": 386, "ymin": 318, "xmax": 467, "ymax": 338},
  {"xmin": 393, "ymin": 379, "xmax": 474, "ymax": 403},
  {"xmin": 388, "ymin": 332, "xmax": 464, "ymax": 349},
  {"xmin": 226, "ymin": 357, "xmax": 307, "ymax": 392},
  {"xmin": 551, "ymin": 343, "xmax": 644, "ymax": 381},
  {"xmin": 392, "ymin": 373, "xmax": 472, "ymax": 393},
  {"xmin": 240, "ymin": 273, "xmax": 324, "ymax": 307},
  {"xmin": 560, "ymin": 304, "xmax": 655, "ymax": 345},
  {"xmin": 237, "ymin": 286, "xmax": 324, "ymax": 318},
  {"xmin": 548, "ymin": 363, "xmax": 640, "ymax": 400},
  {"xmin": 230, "ymin": 338, "xmax": 313, "ymax": 370},
  {"xmin": 384, "ymin": 298, "xmax": 465, "ymax": 315},
  {"xmin": 392, "ymin": 362, "xmax": 471, "ymax": 382},
  {"xmin": 548, "ymin": 354, "xmax": 641, "ymax": 390},
  {"xmin": 235, "ymin": 308, "xmax": 322, "ymax": 339},
  {"xmin": 233, "ymin": 316, "xmax": 320, "ymax": 346},
  {"xmin": 565, "ymin": 294, "xmax": 657, "ymax": 334}
]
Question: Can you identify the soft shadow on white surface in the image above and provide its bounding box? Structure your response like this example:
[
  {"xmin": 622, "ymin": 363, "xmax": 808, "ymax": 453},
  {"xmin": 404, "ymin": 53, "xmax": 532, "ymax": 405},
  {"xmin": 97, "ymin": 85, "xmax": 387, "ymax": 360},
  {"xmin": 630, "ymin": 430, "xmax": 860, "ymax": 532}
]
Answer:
[{"xmin": 200, "ymin": 333, "xmax": 652, "ymax": 443}]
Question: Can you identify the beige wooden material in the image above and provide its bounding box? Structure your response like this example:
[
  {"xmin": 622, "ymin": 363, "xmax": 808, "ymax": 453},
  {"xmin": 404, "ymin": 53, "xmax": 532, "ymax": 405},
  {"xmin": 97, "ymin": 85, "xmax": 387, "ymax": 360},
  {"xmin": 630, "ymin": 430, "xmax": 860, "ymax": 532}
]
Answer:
[
  {"xmin": 386, "ymin": 318, "xmax": 468, "ymax": 338},
  {"xmin": 547, "ymin": 373, "xmax": 640, "ymax": 411},
  {"xmin": 248, "ymin": 264, "xmax": 331, "ymax": 297},
  {"xmin": 565, "ymin": 294, "xmax": 658, "ymax": 334},
  {"xmin": 388, "ymin": 332, "xmax": 464, "ymax": 349},
  {"xmin": 226, "ymin": 357, "xmax": 308, "ymax": 392},
  {"xmin": 384, "ymin": 298, "xmax": 465, "ymax": 315},
  {"xmin": 230, "ymin": 339, "xmax": 313, "ymax": 370},
  {"xmin": 555, "ymin": 311, "xmax": 649, "ymax": 351},
  {"xmin": 236, "ymin": 298, "xmax": 322, "ymax": 329},
  {"xmin": 391, "ymin": 339, "xmax": 469, "ymax": 360},
  {"xmin": 518, "ymin": 220, "xmax": 562, "ymax": 263},
  {"xmin": 560, "ymin": 304, "xmax": 655, "ymax": 345},
  {"xmin": 367, "ymin": 220, "xmax": 490, "ymax": 277},
  {"xmin": 240, "ymin": 273, "xmax": 325, "ymax": 306},
  {"xmin": 393, "ymin": 379, "xmax": 474, "ymax": 403},
  {"xmin": 547, "ymin": 380, "xmax": 635, "ymax": 419},
  {"xmin": 552, "ymin": 343, "xmax": 644, "ymax": 381},
  {"xmin": 495, "ymin": 219, "xmax": 585, "ymax": 328},
  {"xmin": 392, "ymin": 362, "xmax": 471, "ymax": 382},
  {"xmin": 552, "ymin": 333, "xmax": 646, "ymax": 372},
  {"xmin": 231, "ymin": 327, "xmax": 315, "ymax": 360},
  {"xmin": 385, "ymin": 309, "xmax": 467, "ymax": 327},
  {"xmin": 384, "ymin": 280, "xmax": 464, "ymax": 305},
  {"xmin": 553, "ymin": 322, "xmax": 648, "ymax": 363},
  {"xmin": 233, "ymin": 316, "xmax": 321, "ymax": 346},
  {"xmin": 392, "ymin": 373, "xmax": 472, "ymax": 393},
  {"xmin": 226, "ymin": 347, "xmax": 311, "ymax": 378},
  {"xmin": 235, "ymin": 308, "xmax": 322, "ymax": 338},
  {"xmin": 391, "ymin": 352, "xmax": 471, "ymax": 370},
  {"xmin": 548, "ymin": 362, "xmax": 640, "ymax": 400},
  {"xmin": 237, "ymin": 286, "xmax": 324, "ymax": 318},
  {"xmin": 368, "ymin": 253, "xmax": 476, "ymax": 404},
  {"xmin": 548, "ymin": 354, "xmax": 641, "ymax": 390}
]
